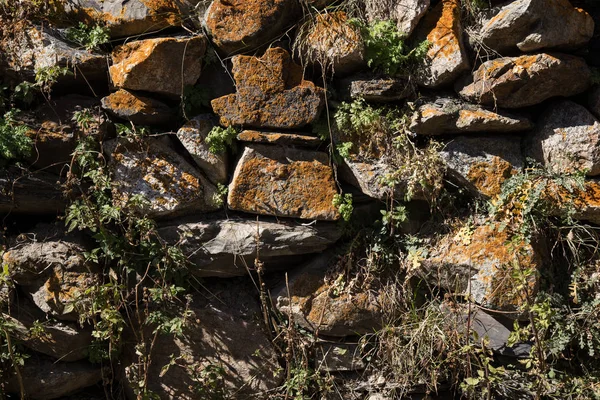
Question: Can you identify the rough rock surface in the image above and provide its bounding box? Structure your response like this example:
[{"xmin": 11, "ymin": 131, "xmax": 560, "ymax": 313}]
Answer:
[
  {"xmin": 567, "ymin": 180, "xmax": 600, "ymax": 225},
  {"xmin": 109, "ymin": 35, "xmax": 206, "ymax": 96},
  {"xmin": 66, "ymin": 0, "xmax": 182, "ymax": 38},
  {"xmin": 5, "ymin": 357, "xmax": 103, "ymax": 400},
  {"xmin": 205, "ymin": 0, "xmax": 299, "ymax": 55},
  {"xmin": 300, "ymin": 11, "xmax": 366, "ymax": 75},
  {"xmin": 228, "ymin": 144, "xmax": 339, "ymax": 220},
  {"xmin": 0, "ymin": 169, "xmax": 66, "ymax": 215},
  {"xmin": 211, "ymin": 48, "xmax": 325, "ymax": 129},
  {"xmin": 237, "ymin": 130, "xmax": 323, "ymax": 148},
  {"xmin": 441, "ymin": 135, "xmax": 523, "ymax": 198},
  {"xmin": 101, "ymin": 89, "xmax": 173, "ymax": 126},
  {"xmin": 364, "ymin": 0, "xmax": 430, "ymax": 37},
  {"xmin": 415, "ymin": 0, "xmax": 470, "ymax": 88},
  {"xmin": 410, "ymin": 97, "xmax": 533, "ymax": 135},
  {"xmin": 272, "ymin": 252, "xmax": 384, "ymax": 337},
  {"xmin": 123, "ymin": 303, "xmax": 281, "ymax": 399},
  {"xmin": 525, "ymin": 100, "xmax": 600, "ymax": 176},
  {"xmin": 589, "ymin": 85, "xmax": 600, "ymax": 119},
  {"xmin": 457, "ymin": 53, "xmax": 591, "ymax": 108},
  {"xmin": 159, "ymin": 216, "xmax": 341, "ymax": 277},
  {"xmin": 480, "ymin": 0, "xmax": 594, "ymax": 53},
  {"xmin": 337, "ymin": 74, "xmax": 412, "ymax": 102},
  {"xmin": 422, "ymin": 222, "xmax": 545, "ymax": 313},
  {"xmin": 105, "ymin": 136, "xmax": 220, "ymax": 218},
  {"xmin": 175, "ymin": 114, "xmax": 228, "ymax": 185},
  {"xmin": 0, "ymin": 25, "xmax": 106, "ymax": 82},
  {"xmin": 3, "ymin": 225, "xmax": 102, "ymax": 321}
]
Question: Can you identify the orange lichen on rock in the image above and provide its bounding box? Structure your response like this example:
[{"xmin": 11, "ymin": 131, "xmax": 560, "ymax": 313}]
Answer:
[
  {"xmin": 227, "ymin": 145, "xmax": 339, "ymax": 221},
  {"xmin": 466, "ymin": 156, "xmax": 516, "ymax": 197}
]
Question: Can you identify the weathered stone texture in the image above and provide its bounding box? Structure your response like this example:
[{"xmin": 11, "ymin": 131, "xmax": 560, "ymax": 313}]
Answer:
[
  {"xmin": 337, "ymin": 74, "xmax": 412, "ymax": 102},
  {"xmin": 237, "ymin": 130, "xmax": 323, "ymax": 147},
  {"xmin": 364, "ymin": 0, "xmax": 430, "ymax": 37},
  {"xmin": 101, "ymin": 89, "xmax": 173, "ymax": 125},
  {"xmin": 211, "ymin": 48, "xmax": 325, "ymax": 129},
  {"xmin": 109, "ymin": 35, "xmax": 206, "ymax": 96},
  {"xmin": 457, "ymin": 53, "xmax": 591, "ymax": 108},
  {"xmin": 228, "ymin": 144, "xmax": 339, "ymax": 220}
]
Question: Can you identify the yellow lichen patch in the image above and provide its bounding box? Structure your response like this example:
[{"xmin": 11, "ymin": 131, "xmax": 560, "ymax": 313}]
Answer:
[
  {"xmin": 426, "ymin": 0, "xmax": 461, "ymax": 59},
  {"xmin": 105, "ymin": 89, "xmax": 153, "ymax": 114},
  {"xmin": 466, "ymin": 157, "xmax": 516, "ymax": 198},
  {"xmin": 304, "ymin": 11, "xmax": 363, "ymax": 63}
]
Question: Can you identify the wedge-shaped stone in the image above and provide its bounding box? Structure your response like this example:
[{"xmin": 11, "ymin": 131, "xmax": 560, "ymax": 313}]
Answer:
[
  {"xmin": 441, "ymin": 135, "xmax": 523, "ymax": 198},
  {"xmin": 205, "ymin": 0, "xmax": 299, "ymax": 55},
  {"xmin": 525, "ymin": 100, "xmax": 600, "ymax": 176},
  {"xmin": 237, "ymin": 130, "xmax": 323, "ymax": 148},
  {"xmin": 457, "ymin": 53, "xmax": 591, "ymax": 108},
  {"xmin": 228, "ymin": 144, "xmax": 339, "ymax": 220},
  {"xmin": 211, "ymin": 48, "xmax": 325, "ymax": 129},
  {"xmin": 109, "ymin": 36, "xmax": 206, "ymax": 96},
  {"xmin": 365, "ymin": 0, "xmax": 430, "ymax": 37},
  {"xmin": 410, "ymin": 97, "xmax": 533, "ymax": 135},
  {"xmin": 480, "ymin": 0, "xmax": 594, "ymax": 53},
  {"xmin": 101, "ymin": 89, "xmax": 173, "ymax": 126},
  {"xmin": 337, "ymin": 73, "xmax": 412, "ymax": 103},
  {"xmin": 158, "ymin": 216, "xmax": 341, "ymax": 277},
  {"xmin": 415, "ymin": 0, "xmax": 470, "ymax": 88},
  {"xmin": 105, "ymin": 136, "xmax": 220, "ymax": 218},
  {"xmin": 175, "ymin": 114, "xmax": 228, "ymax": 185}
]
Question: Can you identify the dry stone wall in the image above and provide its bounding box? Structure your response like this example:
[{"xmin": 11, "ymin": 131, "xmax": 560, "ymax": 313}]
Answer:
[{"xmin": 1, "ymin": 0, "xmax": 600, "ymax": 399}]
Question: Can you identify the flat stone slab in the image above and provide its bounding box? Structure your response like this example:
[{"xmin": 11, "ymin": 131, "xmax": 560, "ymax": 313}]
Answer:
[
  {"xmin": 337, "ymin": 74, "xmax": 412, "ymax": 102},
  {"xmin": 228, "ymin": 144, "xmax": 339, "ymax": 220},
  {"xmin": 101, "ymin": 89, "xmax": 173, "ymax": 126},
  {"xmin": 237, "ymin": 130, "xmax": 323, "ymax": 147}
]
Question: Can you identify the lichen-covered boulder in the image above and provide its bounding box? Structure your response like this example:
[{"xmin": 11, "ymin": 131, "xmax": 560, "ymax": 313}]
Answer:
[
  {"xmin": 525, "ymin": 100, "xmax": 600, "ymax": 176},
  {"xmin": 364, "ymin": 0, "xmax": 430, "ymax": 37},
  {"xmin": 158, "ymin": 216, "xmax": 341, "ymax": 277},
  {"xmin": 415, "ymin": 0, "xmax": 470, "ymax": 88},
  {"xmin": 237, "ymin": 130, "xmax": 323, "ymax": 148},
  {"xmin": 101, "ymin": 89, "xmax": 173, "ymax": 126},
  {"xmin": 66, "ymin": 0, "xmax": 182, "ymax": 39},
  {"xmin": 457, "ymin": 53, "xmax": 591, "ymax": 108},
  {"xmin": 410, "ymin": 97, "xmax": 533, "ymax": 135},
  {"xmin": 337, "ymin": 74, "xmax": 412, "ymax": 102},
  {"xmin": 109, "ymin": 35, "xmax": 206, "ymax": 96},
  {"xmin": 441, "ymin": 135, "xmax": 523, "ymax": 198},
  {"xmin": 104, "ymin": 136, "xmax": 220, "ymax": 218},
  {"xmin": 205, "ymin": 0, "xmax": 299, "ymax": 55},
  {"xmin": 211, "ymin": 48, "xmax": 325, "ymax": 129},
  {"xmin": 298, "ymin": 11, "xmax": 366, "ymax": 75},
  {"xmin": 3, "ymin": 225, "xmax": 102, "ymax": 321},
  {"xmin": 480, "ymin": 0, "xmax": 594, "ymax": 53},
  {"xmin": 227, "ymin": 144, "xmax": 339, "ymax": 220},
  {"xmin": 272, "ymin": 252, "xmax": 384, "ymax": 337},
  {"xmin": 175, "ymin": 114, "xmax": 228, "ymax": 185},
  {"xmin": 421, "ymin": 221, "xmax": 546, "ymax": 313}
]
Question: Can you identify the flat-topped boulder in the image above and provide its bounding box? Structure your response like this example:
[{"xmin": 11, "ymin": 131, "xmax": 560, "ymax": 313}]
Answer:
[
  {"xmin": 101, "ymin": 89, "xmax": 173, "ymax": 126},
  {"xmin": 211, "ymin": 48, "xmax": 325, "ymax": 129},
  {"xmin": 337, "ymin": 74, "xmax": 412, "ymax": 102},
  {"xmin": 457, "ymin": 53, "xmax": 591, "ymax": 108},
  {"xmin": 227, "ymin": 144, "xmax": 339, "ymax": 220},
  {"xmin": 237, "ymin": 130, "xmax": 323, "ymax": 148}
]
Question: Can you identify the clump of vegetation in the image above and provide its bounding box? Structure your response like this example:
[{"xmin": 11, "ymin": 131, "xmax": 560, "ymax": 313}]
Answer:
[
  {"xmin": 206, "ymin": 126, "xmax": 238, "ymax": 154},
  {"xmin": 65, "ymin": 23, "xmax": 110, "ymax": 51},
  {"xmin": 0, "ymin": 111, "xmax": 31, "ymax": 165}
]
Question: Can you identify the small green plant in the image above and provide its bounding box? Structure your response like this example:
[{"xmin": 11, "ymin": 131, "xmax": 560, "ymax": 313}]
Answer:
[
  {"xmin": 0, "ymin": 110, "xmax": 32, "ymax": 165},
  {"xmin": 34, "ymin": 66, "xmax": 72, "ymax": 95},
  {"xmin": 205, "ymin": 126, "xmax": 238, "ymax": 154},
  {"xmin": 335, "ymin": 141, "xmax": 353, "ymax": 160},
  {"xmin": 333, "ymin": 193, "xmax": 354, "ymax": 222},
  {"xmin": 181, "ymin": 85, "xmax": 211, "ymax": 119},
  {"xmin": 212, "ymin": 183, "xmax": 228, "ymax": 208},
  {"xmin": 350, "ymin": 19, "xmax": 429, "ymax": 76},
  {"xmin": 65, "ymin": 23, "xmax": 110, "ymax": 51}
]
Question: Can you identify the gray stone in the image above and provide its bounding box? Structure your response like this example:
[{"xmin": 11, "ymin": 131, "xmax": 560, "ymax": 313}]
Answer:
[
  {"xmin": 158, "ymin": 217, "xmax": 341, "ymax": 277},
  {"xmin": 0, "ymin": 168, "xmax": 66, "ymax": 215},
  {"xmin": 205, "ymin": 0, "xmax": 299, "ymax": 55},
  {"xmin": 122, "ymin": 302, "xmax": 282, "ymax": 399},
  {"xmin": 109, "ymin": 35, "xmax": 206, "ymax": 97},
  {"xmin": 104, "ymin": 136, "xmax": 220, "ymax": 218},
  {"xmin": 272, "ymin": 252, "xmax": 384, "ymax": 337},
  {"xmin": 410, "ymin": 97, "xmax": 533, "ymax": 135},
  {"xmin": 227, "ymin": 144, "xmax": 339, "ymax": 221},
  {"xmin": 441, "ymin": 135, "xmax": 524, "ymax": 198},
  {"xmin": 237, "ymin": 130, "xmax": 323, "ymax": 148},
  {"xmin": 338, "ymin": 74, "xmax": 412, "ymax": 103},
  {"xmin": 5, "ymin": 357, "xmax": 103, "ymax": 400},
  {"xmin": 525, "ymin": 100, "xmax": 600, "ymax": 176},
  {"xmin": 101, "ymin": 89, "xmax": 173, "ymax": 126},
  {"xmin": 415, "ymin": 0, "xmax": 470, "ymax": 88},
  {"xmin": 364, "ymin": 0, "xmax": 430, "ymax": 37},
  {"xmin": 175, "ymin": 114, "xmax": 228, "ymax": 185},
  {"xmin": 480, "ymin": 0, "xmax": 594, "ymax": 53},
  {"xmin": 457, "ymin": 53, "xmax": 591, "ymax": 108}
]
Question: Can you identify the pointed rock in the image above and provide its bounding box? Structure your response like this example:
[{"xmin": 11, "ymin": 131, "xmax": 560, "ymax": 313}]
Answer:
[
  {"xmin": 364, "ymin": 0, "xmax": 430, "ymax": 37},
  {"xmin": 101, "ymin": 89, "xmax": 173, "ymax": 126},
  {"xmin": 228, "ymin": 144, "xmax": 339, "ymax": 220},
  {"xmin": 105, "ymin": 136, "xmax": 220, "ymax": 218},
  {"xmin": 457, "ymin": 53, "xmax": 591, "ymax": 108},
  {"xmin": 211, "ymin": 48, "xmax": 325, "ymax": 129},
  {"xmin": 410, "ymin": 97, "xmax": 533, "ymax": 135},
  {"xmin": 525, "ymin": 100, "xmax": 600, "ymax": 176},
  {"xmin": 480, "ymin": 0, "xmax": 594, "ymax": 53},
  {"xmin": 109, "ymin": 35, "xmax": 206, "ymax": 96}
]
